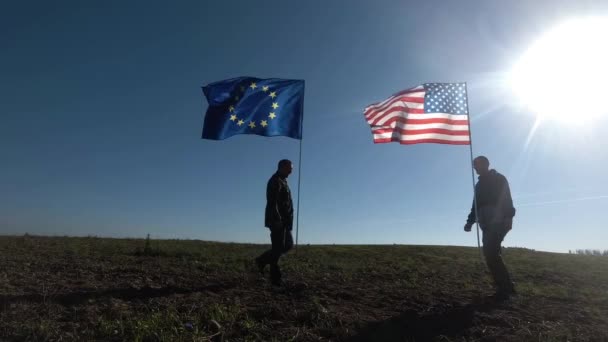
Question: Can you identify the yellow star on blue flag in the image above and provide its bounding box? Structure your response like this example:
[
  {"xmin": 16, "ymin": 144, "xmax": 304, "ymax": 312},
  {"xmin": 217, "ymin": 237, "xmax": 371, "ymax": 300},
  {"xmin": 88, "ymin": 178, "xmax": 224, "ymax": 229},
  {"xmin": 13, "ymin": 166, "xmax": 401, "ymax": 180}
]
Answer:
[{"xmin": 202, "ymin": 77, "xmax": 305, "ymax": 140}]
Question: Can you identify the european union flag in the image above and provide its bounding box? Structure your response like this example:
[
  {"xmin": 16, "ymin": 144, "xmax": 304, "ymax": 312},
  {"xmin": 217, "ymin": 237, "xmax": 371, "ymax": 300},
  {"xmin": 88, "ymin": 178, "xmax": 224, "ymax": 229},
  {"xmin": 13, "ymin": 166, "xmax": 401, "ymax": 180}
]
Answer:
[{"xmin": 202, "ymin": 77, "xmax": 305, "ymax": 140}]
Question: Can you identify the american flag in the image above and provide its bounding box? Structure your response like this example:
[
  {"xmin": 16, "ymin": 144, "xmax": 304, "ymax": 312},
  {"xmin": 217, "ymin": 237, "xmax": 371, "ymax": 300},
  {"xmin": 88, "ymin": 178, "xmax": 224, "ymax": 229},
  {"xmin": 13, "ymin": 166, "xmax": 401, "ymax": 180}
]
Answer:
[{"xmin": 364, "ymin": 83, "xmax": 470, "ymax": 145}]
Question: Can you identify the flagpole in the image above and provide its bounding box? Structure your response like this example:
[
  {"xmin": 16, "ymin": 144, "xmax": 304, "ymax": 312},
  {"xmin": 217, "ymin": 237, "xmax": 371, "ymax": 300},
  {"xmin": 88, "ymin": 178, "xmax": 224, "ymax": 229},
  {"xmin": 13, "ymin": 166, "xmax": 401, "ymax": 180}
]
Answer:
[
  {"xmin": 295, "ymin": 138, "xmax": 303, "ymax": 254},
  {"xmin": 294, "ymin": 83, "xmax": 305, "ymax": 255},
  {"xmin": 464, "ymin": 83, "xmax": 482, "ymax": 260}
]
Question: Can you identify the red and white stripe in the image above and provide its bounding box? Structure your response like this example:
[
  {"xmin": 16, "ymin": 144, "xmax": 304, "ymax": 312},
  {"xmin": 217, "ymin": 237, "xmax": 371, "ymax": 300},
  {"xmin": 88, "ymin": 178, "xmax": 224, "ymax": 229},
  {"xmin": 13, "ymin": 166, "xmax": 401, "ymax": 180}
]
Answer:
[{"xmin": 364, "ymin": 86, "xmax": 470, "ymax": 145}]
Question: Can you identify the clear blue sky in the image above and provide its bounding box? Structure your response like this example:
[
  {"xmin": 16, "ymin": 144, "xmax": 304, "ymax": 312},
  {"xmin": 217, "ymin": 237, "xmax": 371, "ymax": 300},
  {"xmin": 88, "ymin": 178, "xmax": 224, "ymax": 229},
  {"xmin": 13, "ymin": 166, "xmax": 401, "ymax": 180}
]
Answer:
[{"xmin": 2, "ymin": 0, "xmax": 607, "ymax": 253}]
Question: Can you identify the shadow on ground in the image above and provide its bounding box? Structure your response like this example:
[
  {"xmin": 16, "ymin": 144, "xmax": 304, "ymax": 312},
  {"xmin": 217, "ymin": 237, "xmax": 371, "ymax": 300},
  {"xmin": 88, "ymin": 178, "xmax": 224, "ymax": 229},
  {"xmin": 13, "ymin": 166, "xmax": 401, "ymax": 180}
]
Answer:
[{"xmin": 346, "ymin": 297, "xmax": 500, "ymax": 341}]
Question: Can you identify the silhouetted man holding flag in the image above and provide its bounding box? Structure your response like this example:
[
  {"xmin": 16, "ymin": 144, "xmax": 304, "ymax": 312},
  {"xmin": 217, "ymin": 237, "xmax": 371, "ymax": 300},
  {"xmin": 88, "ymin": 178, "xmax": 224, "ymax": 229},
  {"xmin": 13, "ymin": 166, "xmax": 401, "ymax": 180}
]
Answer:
[{"xmin": 464, "ymin": 156, "xmax": 516, "ymax": 300}]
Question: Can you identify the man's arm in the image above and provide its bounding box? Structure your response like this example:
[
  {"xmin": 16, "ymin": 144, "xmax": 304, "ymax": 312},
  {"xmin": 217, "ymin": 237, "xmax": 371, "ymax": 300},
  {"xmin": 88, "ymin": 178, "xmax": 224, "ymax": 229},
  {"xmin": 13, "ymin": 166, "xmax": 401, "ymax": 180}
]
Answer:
[
  {"xmin": 467, "ymin": 198, "xmax": 476, "ymax": 224},
  {"xmin": 464, "ymin": 198, "xmax": 475, "ymax": 231},
  {"xmin": 500, "ymin": 175, "xmax": 515, "ymax": 230},
  {"xmin": 505, "ymin": 178, "xmax": 516, "ymax": 218},
  {"xmin": 498, "ymin": 175, "xmax": 516, "ymax": 218},
  {"xmin": 267, "ymin": 177, "xmax": 282, "ymax": 228}
]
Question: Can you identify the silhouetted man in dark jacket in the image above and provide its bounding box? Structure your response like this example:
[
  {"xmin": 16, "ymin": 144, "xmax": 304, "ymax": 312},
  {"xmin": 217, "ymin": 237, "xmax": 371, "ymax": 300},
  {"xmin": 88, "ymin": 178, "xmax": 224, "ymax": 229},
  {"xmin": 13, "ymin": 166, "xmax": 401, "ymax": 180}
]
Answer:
[
  {"xmin": 255, "ymin": 159, "xmax": 294, "ymax": 286},
  {"xmin": 464, "ymin": 156, "xmax": 516, "ymax": 300}
]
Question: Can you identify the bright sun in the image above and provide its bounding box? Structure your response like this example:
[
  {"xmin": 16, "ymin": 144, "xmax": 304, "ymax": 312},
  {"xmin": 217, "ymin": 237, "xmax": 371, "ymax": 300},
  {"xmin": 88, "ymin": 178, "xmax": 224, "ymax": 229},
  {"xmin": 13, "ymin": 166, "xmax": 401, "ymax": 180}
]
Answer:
[{"xmin": 510, "ymin": 17, "xmax": 608, "ymax": 123}]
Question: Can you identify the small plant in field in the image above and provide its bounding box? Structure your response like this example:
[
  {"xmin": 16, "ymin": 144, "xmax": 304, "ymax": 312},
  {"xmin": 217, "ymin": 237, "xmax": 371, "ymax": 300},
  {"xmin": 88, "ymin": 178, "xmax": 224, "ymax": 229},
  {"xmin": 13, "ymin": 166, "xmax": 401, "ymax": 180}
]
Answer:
[
  {"xmin": 144, "ymin": 234, "xmax": 152, "ymax": 255},
  {"xmin": 133, "ymin": 234, "xmax": 167, "ymax": 257}
]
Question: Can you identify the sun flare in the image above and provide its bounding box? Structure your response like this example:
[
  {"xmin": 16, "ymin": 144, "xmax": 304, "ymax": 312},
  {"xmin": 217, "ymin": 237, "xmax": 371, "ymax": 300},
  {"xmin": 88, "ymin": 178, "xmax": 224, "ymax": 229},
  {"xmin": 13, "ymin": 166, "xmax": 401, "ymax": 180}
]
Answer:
[{"xmin": 510, "ymin": 17, "xmax": 608, "ymax": 123}]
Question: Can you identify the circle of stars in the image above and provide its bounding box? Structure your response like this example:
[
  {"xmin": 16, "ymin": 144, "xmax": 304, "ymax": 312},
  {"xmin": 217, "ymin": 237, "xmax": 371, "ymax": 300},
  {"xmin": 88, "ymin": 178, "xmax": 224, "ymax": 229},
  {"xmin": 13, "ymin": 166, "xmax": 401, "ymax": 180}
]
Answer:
[{"xmin": 228, "ymin": 81, "xmax": 280, "ymax": 131}]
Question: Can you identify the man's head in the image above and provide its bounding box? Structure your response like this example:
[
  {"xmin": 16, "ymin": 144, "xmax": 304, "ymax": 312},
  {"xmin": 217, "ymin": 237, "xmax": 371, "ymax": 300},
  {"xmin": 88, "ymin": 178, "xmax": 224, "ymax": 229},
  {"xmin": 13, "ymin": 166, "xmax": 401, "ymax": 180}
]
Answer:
[
  {"xmin": 473, "ymin": 156, "xmax": 490, "ymax": 176},
  {"xmin": 277, "ymin": 159, "xmax": 293, "ymax": 178}
]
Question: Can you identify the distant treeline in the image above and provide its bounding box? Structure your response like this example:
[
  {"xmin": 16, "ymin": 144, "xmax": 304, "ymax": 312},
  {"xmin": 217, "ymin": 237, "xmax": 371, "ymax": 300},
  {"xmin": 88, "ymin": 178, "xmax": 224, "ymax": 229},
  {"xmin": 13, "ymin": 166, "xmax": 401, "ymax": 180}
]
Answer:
[{"xmin": 569, "ymin": 249, "xmax": 608, "ymax": 256}]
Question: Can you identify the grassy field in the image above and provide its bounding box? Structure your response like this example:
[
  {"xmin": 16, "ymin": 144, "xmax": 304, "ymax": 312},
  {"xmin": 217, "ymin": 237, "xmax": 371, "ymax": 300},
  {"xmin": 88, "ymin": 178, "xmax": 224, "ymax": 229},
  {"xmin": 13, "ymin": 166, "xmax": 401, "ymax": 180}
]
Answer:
[{"xmin": 0, "ymin": 235, "xmax": 607, "ymax": 341}]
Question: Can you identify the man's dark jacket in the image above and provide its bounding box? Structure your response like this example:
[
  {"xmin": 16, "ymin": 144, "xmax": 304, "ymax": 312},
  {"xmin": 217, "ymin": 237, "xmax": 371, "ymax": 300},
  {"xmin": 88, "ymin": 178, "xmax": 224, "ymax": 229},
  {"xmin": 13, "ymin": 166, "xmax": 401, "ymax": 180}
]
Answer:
[
  {"xmin": 467, "ymin": 169, "xmax": 516, "ymax": 227},
  {"xmin": 265, "ymin": 172, "xmax": 293, "ymax": 230}
]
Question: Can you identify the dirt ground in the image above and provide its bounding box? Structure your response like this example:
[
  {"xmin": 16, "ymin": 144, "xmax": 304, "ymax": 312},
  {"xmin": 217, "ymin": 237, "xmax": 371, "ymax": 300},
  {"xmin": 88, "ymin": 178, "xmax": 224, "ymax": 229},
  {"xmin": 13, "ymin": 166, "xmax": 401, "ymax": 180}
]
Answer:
[{"xmin": 1, "ymin": 236, "xmax": 607, "ymax": 341}]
